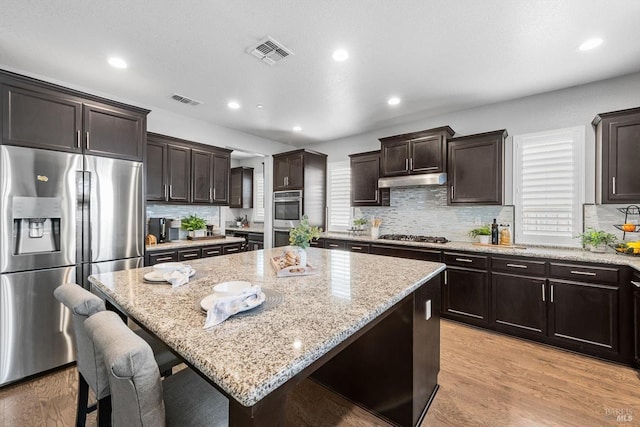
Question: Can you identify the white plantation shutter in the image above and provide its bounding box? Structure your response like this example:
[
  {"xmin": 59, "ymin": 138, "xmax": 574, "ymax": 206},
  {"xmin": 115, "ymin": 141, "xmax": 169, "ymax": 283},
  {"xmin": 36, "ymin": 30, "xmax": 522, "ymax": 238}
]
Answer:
[
  {"xmin": 327, "ymin": 161, "xmax": 351, "ymax": 231},
  {"xmin": 254, "ymin": 169, "xmax": 265, "ymax": 221},
  {"xmin": 514, "ymin": 127, "xmax": 584, "ymax": 247}
]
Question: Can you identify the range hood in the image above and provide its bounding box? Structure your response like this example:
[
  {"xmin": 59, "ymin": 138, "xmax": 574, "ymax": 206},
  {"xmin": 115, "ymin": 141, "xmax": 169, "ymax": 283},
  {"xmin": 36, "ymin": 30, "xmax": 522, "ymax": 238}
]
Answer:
[{"xmin": 378, "ymin": 173, "xmax": 447, "ymax": 188}]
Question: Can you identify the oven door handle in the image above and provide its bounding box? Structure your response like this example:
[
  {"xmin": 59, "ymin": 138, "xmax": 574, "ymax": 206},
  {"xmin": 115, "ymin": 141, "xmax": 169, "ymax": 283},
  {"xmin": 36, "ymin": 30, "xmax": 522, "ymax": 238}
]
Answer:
[{"xmin": 274, "ymin": 198, "xmax": 302, "ymax": 202}]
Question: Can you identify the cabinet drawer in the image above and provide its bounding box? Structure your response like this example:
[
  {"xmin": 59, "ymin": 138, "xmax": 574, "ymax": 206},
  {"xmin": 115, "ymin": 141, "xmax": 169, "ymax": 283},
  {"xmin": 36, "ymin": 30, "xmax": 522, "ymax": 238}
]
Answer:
[
  {"xmin": 549, "ymin": 262, "xmax": 619, "ymax": 284},
  {"xmin": 324, "ymin": 240, "xmax": 346, "ymax": 250},
  {"xmin": 370, "ymin": 244, "xmax": 441, "ymax": 262},
  {"xmin": 443, "ymin": 252, "xmax": 487, "ymax": 269},
  {"xmin": 223, "ymin": 243, "xmax": 242, "ymax": 254},
  {"xmin": 491, "ymin": 257, "xmax": 546, "ymax": 276},
  {"xmin": 147, "ymin": 250, "xmax": 177, "ymax": 265},
  {"xmin": 178, "ymin": 248, "xmax": 201, "ymax": 261},
  {"xmin": 309, "ymin": 238, "xmax": 324, "ymax": 248},
  {"xmin": 347, "ymin": 242, "xmax": 370, "ymax": 253},
  {"xmin": 201, "ymin": 245, "xmax": 222, "ymax": 257}
]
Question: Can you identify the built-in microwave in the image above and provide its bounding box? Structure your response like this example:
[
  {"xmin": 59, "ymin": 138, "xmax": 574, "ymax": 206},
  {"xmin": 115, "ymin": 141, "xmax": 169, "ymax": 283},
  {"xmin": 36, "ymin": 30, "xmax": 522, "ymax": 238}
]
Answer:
[{"xmin": 273, "ymin": 190, "xmax": 303, "ymax": 229}]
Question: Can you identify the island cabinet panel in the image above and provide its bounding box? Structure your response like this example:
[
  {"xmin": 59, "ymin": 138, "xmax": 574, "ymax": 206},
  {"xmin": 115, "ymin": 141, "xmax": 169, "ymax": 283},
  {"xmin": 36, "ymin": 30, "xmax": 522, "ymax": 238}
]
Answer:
[
  {"xmin": 447, "ymin": 129, "xmax": 506, "ymax": 205},
  {"xmin": 442, "ymin": 252, "xmax": 489, "ymax": 326},
  {"xmin": 593, "ymin": 106, "xmax": 640, "ymax": 203},
  {"xmin": 311, "ymin": 275, "xmax": 441, "ymax": 427},
  {"xmin": 349, "ymin": 151, "xmax": 389, "ymax": 206},
  {"xmin": 379, "ymin": 126, "xmax": 454, "ymax": 177},
  {"xmin": 492, "ymin": 273, "xmax": 547, "ymax": 338}
]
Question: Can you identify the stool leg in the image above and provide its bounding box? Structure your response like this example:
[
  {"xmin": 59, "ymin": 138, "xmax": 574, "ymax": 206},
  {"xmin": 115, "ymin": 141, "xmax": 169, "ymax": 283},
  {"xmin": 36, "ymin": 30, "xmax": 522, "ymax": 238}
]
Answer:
[
  {"xmin": 97, "ymin": 395, "xmax": 112, "ymax": 427},
  {"xmin": 76, "ymin": 373, "xmax": 89, "ymax": 427}
]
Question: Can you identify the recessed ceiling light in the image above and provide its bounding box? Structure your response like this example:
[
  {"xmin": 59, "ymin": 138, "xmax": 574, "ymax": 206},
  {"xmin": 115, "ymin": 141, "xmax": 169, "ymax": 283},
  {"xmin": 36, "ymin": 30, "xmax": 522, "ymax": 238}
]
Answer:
[
  {"xmin": 578, "ymin": 38, "xmax": 603, "ymax": 51},
  {"xmin": 227, "ymin": 101, "xmax": 240, "ymax": 110},
  {"xmin": 107, "ymin": 57, "xmax": 127, "ymax": 69},
  {"xmin": 387, "ymin": 97, "xmax": 401, "ymax": 106},
  {"xmin": 332, "ymin": 49, "xmax": 349, "ymax": 61},
  {"xmin": 293, "ymin": 126, "xmax": 302, "ymax": 132},
  {"xmin": 256, "ymin": 104, "xmax": 264, "ymax": 109}
]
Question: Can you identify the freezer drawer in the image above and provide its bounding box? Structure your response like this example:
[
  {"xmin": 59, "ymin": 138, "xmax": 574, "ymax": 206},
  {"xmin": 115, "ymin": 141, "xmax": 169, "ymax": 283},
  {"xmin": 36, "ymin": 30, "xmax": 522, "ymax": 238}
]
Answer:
[{"xmin": 0, "ymin": 266, "xmax": 76, "ymax": 386}]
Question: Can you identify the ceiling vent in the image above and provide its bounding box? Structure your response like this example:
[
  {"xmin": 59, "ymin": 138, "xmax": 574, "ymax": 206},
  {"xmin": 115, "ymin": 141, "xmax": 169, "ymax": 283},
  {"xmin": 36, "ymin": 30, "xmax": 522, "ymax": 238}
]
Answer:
[
  {"xmin": 170, "ymin": 93, "xmax": 202, "ymax": 106},
  {"xmin": 247, "ymin": 36, "xmax": 294, "ymax": 65}
]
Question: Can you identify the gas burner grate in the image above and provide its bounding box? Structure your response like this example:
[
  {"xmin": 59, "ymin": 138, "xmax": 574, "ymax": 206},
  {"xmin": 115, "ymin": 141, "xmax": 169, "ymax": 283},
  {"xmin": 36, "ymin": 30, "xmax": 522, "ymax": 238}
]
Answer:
[{"xmin": 378, "ymin": 234, "xmax": 449, "ymax": 244}]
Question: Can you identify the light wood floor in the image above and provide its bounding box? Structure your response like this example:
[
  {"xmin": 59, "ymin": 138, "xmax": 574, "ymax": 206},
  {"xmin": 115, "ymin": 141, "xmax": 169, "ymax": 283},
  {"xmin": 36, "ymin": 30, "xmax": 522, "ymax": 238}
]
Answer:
[{"xmin": 2, "ymin": 320, "xmax": 639, "ymax": 426}]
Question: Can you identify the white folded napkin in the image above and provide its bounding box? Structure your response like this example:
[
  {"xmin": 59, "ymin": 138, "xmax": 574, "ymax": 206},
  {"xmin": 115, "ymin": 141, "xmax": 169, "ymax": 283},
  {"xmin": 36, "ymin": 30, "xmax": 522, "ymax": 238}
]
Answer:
[
  {"xmin": 204, "ymin": 285, "xmax": 262, "ymax": 328},
  {"xmin": 164, "ymin": 267, "xmax": 192, "ymax": 288}
]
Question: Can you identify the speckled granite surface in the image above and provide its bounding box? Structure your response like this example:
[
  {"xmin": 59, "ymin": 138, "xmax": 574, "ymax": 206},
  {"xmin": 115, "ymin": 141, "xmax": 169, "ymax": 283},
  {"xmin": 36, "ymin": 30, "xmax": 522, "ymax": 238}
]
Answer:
[
  {"xmin": 225, "ymin": 226, "xmax": 264, "ymax": 233},
  {"xmin": 321, "ymin": 232, "xmax": 640, "ymax": 271},
  {"xmin": 89, "ymin": 247, "xmax": 444, "ymax": 407},
  {"xmin": 145, "ymin": 236, "xmax": 245, "ymax": 251}
]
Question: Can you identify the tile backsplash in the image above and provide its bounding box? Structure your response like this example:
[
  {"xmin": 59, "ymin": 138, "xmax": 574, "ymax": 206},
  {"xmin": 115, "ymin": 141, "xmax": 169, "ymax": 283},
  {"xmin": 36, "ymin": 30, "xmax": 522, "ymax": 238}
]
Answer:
[
  {"xmin": 584, "ymin": 203, "xmax": 640, "ymax": 243},
  {"xmin": 356, "ymin": 187, "xmax": 514, "ymax": 242},
  {"xmin": 146, "ymin": 204, "xmax": 220, "ymax": 239}
]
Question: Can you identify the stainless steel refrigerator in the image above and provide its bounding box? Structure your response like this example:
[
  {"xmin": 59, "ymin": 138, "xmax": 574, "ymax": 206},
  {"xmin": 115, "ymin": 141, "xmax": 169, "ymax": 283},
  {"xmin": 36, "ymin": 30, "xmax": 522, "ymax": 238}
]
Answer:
[{"xmin": 0, "ymin": 145, "xmax": 144, "ymax": 386}]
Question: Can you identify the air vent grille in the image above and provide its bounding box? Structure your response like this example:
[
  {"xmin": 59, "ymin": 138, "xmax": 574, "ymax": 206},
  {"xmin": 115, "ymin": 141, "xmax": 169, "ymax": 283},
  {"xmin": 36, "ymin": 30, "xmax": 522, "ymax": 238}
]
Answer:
[
  {"xmin": 171, "ymin": 94, "xmax": 202, "ymax": 106},
  {"xmin": 248, "ymin": 36, "xmax": 294, "ymax": 65}
]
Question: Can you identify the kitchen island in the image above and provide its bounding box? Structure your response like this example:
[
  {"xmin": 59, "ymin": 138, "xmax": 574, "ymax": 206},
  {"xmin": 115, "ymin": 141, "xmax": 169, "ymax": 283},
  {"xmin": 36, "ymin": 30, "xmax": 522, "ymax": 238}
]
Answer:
[{"xmin": 89, "ymin": 247, "xmax": 444, "ymax": 426}]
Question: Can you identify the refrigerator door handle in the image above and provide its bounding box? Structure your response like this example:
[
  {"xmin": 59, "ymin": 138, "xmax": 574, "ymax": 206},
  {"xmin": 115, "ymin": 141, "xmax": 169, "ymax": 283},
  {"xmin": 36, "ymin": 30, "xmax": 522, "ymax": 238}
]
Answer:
[{"xmin": 80, "ymin": 171, "xmax": 91, "ymax": 263}]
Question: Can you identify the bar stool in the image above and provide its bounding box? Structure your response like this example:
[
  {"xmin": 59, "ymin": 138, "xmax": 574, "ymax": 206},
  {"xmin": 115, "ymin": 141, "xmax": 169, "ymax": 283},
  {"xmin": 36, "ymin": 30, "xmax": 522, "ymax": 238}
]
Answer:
[{"xmin": 54, "ymin": 283, "xmax": 181, "ymax": 427}]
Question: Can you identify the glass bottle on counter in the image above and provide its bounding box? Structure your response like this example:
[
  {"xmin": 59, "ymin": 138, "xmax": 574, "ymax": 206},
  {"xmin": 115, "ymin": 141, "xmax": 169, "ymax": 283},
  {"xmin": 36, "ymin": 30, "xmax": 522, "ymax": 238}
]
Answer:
[
  {"xmin": 491, "ymin": 218, "xmax": 499, "ymax": 245},
  {"xmin": 500, "ymin": 224, "xmax": 511, "ymax": 246}
]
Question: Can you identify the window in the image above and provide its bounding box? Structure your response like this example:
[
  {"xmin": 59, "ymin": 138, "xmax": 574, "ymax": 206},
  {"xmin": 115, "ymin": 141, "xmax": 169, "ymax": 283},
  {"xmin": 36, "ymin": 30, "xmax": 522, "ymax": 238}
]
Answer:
[
  {"xmin": 514, "ymin": 127, "xmax": 584, "ymax": 247},
  {"xmin": 327, "ymin": 160, "xmax": 351, "ymax": 232},
  {"xmin": 253, "ymin": 166, "xmax": 265, "ymax": 222}
]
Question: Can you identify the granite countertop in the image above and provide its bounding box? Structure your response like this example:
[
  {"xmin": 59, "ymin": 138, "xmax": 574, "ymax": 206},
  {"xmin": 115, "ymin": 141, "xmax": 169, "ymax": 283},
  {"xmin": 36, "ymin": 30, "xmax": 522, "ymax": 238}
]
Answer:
[
  {"xmin": 146, "ymin": 236, "xmax": 245, "ymax": 251},
  {"xmin": 225, "ymin": 226, "xmax": 264, "ymax": 234},
  {"xmin": 321, "ymin": 232, "xmax": 640, "ymax": 271},
  {"xmin": 88, "ymin": 247, "xmax": 444, "ymax": 407}
]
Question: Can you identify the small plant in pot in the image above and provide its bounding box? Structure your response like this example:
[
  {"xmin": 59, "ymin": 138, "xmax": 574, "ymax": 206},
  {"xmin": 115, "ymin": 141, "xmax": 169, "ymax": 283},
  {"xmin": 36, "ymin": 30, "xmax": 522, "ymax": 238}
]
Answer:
[
  {"xmin": 181, "ymin": 214, "xmax": 207, "ymax": 238},
  {"xmin": 353, "ymin": 217, "xmax": 369, "ymax": 230},
  {"xmin": 235, "ymin": 216, "xmax": 243, "ymax": 227},
  {"xmin": 577, "ymin": 228, "xmax": 617, "ymax": 252},
  {"xmin": 288, "ymin": 215, "xmax": 322, "ymax": 266},
  {"xmin": 468, "ymin": 225, "xmax": 492, "ymax": 244}
]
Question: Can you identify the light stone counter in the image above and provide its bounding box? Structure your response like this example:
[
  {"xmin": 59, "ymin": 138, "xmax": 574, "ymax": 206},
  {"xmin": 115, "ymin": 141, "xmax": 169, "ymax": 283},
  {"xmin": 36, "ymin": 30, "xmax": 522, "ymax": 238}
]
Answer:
[
  {"xmin": 89, "ymin": 247, "xmax": 444, "ymax": 408},
  {"xmin": 145, "ymin": 236, "xmax": 245, "ymax": 251},
  {"xmin": 225, "ymin": 226, "xmax": 264, "ymax": 234},
  {"xmin": 321, "ymin": 232, "xmax": 640, "ymax": 271}
]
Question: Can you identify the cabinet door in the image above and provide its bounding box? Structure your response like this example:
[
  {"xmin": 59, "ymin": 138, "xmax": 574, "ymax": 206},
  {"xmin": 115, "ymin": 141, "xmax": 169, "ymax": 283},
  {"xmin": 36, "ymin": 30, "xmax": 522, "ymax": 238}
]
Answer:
[
  {"xmin": 492, "ymin": 273, "xmax": 546, "ymax": 337},
  {"xmin": 167, "ymin": 144, "xmax": 191, "ymax": 202},
  {"xmin": 2, "ymin": 84, "xmax": 82, "ymax": 152},
  {"xmin": 448, "ymin": 137, "xmax": 502, "ymax": 205},
  {"xmin": 411, "ymin": 135, "xmax": 444, "ymax": 173},
  {"xmin": 229, "ymin": 167, "xmax": 243, "ymax": 208},
  {"xmin": 83, "ymin": 103, "xmax": 144, "ymax": 161},
  {"xmin": 634, "ymin": 288, "xmax": 640, "ymax": 367},
  {"xmin": 381, "ymin": 140, "xmax": 410, "ymax": 176},
  {"xmin": 350, "ymin": 152, "xmax": 382, "ymax": 206},
  {"xmin": 191, "ymin": 149, "xmax": 213, "ymax": 203},
  {"xmin": 548, "ymin": 280, "xmax": 619, "ymax": 353},
  {"xmin": 443, "ymin": 268, "xmax": 489, "ymax": 325},
  {"xmin": 146, "ymin": 140, "xmax": 167, "ymax": 201},
  {"xmin": 212, "ymin": 152, "xmax": 229, "ymax": 204},
  {"xmin": 286, "ymin": 153, "xmax": 304, "ymax": 189},
  {"xmin": 602, "ymin": 113, "xmax": 640, "ymax": 203},
  {"xmin": 273, "ymin": 156, "xmax": 289, "ymax": 190}
]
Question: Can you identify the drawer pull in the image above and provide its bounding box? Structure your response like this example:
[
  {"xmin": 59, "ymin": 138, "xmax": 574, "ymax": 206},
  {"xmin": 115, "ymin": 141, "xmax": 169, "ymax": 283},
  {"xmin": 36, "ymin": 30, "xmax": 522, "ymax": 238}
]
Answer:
[
  {"xmin": 455, "ymin": 258, "xmax": 473, "ymax": 263},
  {"xmin": 550, "ymin": 284, "xmax": 554, "ymax": 303},
  {"xmin": 155, "ymin": 256, "xmax": 173, "ymax": 262},
  {"xmin": 632, "ymin": 280, "xmax": 640, "ymax": 288},
  {"xmin": 329, "ymin": 244, "xmax": 339, "ymax": 248},
  {"xmin": 206, "ymin": 250, "xmax": 220, "ymax": 255},
  {"xmin": 182, "ymin": 253, "xmax": 198, "ymax": 258},
  {"xmin": 226, "ymin": 248, "xmax": 239, "ymax": 252},
  {"xmin": 542, "ymin": 283, "xmax": 545, "ymax": 302},
  {"xmin": 351, "ymin": 246, "xmax": 362, "ymax": 250},
  {"xmin": 570, "ymin": 270, "xmax": 596, "ymax": 276},
  {"xmin": 506, "ymin": 263, "xmax": 528, "ymax": 269}
]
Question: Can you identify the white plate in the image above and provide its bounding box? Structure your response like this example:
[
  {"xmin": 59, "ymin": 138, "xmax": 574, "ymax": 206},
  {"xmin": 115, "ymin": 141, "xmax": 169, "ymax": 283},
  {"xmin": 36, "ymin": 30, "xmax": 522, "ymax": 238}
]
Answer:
[
  {"xmin": 153, "ymin": 262, "xmax": 187, "ymax": 273},
  {"xmin": 200, "ymin": 291, "xmax": 266, "ymax": 313},
  {"xmin": 143, "ymin": 267, "xmax": 195, "ymax": 283},
  {"xmin": 213, "ymin": 281, "xmax": 251, "ymax": 296}
]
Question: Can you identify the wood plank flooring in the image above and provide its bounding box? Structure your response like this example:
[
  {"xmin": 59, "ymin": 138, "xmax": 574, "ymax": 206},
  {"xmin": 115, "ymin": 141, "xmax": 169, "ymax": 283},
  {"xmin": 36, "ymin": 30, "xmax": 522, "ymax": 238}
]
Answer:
[{"xmin": 1, "ymin": 320, "xmax": 638, "ymax": 426}]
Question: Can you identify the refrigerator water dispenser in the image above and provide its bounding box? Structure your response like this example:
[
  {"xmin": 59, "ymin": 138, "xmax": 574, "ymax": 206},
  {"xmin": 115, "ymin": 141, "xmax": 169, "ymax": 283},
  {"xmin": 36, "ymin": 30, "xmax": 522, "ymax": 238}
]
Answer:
[{"xmin": 12, "ymin": 196, "xmax": 61, "ymax": 254}]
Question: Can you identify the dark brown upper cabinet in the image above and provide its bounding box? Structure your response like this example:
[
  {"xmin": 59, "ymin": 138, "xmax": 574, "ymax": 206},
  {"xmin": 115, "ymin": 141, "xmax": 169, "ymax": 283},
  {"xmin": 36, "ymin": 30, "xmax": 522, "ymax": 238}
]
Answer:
[
  {"xmin": 1, "ymin": 70, "xmax": 147, "ymax": 161},
  {"xmin": 273, "ymin": 151, "xmax": 304, "ymax": 190},
  {"xmin": 349, "ymin": 151, "xmax": 389, "ymax": 207},
  {"xmin": 145, "ymin": 132, "xmax": 230, "ymax": 204},
  {"xmin": 230, "ymin": 167, "xmax": 254, "ymax": 208},
  {"xmin": 593, "ymin": 106, "xmax": 640, "ymax": 204},
  {"xmin": 447, "ymin": 129, "xmax": 506, "ymax": 205},
  {"xmin": 379, "ymin": 126, "xmax": 455, "ymax": 177}
]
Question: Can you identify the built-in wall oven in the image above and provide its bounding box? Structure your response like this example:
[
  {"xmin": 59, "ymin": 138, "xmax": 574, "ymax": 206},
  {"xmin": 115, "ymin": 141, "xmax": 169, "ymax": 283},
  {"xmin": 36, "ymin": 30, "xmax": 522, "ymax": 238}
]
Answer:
[{"xmin": 273, "ymin": 190, "xmax": 302, "ymax": 229}]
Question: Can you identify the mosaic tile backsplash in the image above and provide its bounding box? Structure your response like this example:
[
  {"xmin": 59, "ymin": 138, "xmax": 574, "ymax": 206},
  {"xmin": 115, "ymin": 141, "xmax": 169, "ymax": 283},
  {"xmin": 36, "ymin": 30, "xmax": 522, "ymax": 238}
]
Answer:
[
  {"xmin": 146, "ymin": 204, "xmax": 220, "ymax": 240},
  {"xmin": 585, "ymin": 203, "xmax": 640, "ymax": 243}
]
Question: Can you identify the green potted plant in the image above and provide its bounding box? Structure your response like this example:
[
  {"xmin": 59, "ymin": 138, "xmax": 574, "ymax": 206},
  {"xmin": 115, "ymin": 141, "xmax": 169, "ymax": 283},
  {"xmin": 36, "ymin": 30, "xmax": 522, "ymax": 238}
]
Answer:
[
  {"xmin": 577, "ymin": 228, "xmax": 617, "ymax": 252},
  {"xmin": 181, "ymin": 214, "xmax": 207, "ymax": 238},
  {"xmin": 353, "ymin": 217, "xmax": 369, "ymax": 230},
  {"xmin": 468, "ymin": 225, "xmax": 492, "ymax": 244},
  {"xmin": 235, "ymin": 216, "xmax": 243, "ymax": 227},
  {"xmin": 289, "ymin": 215, "xmax": 322, "ymax": 266}
]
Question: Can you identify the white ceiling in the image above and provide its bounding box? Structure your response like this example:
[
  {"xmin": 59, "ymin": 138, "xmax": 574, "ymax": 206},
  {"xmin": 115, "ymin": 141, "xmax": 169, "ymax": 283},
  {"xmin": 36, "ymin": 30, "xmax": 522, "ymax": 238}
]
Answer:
[{"xmin": 1, "ymin": 1, "xmax": 639, "ymax": 147}]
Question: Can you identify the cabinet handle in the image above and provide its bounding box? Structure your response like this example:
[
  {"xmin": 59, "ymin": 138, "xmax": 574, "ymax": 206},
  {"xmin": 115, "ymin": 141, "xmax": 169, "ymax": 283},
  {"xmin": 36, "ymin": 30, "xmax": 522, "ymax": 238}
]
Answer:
[
  {"xmin": 206, "ymin": 250, "xmax": 220, "ymax": 256},
  {"xmin": 329, "ymin": 244, "xmax": 339, "ymax": 248},
  {"xmin": 455, "ymin": 257, "xmax": 473, "ymax": 263},
  {"xmin": 351, "ymin": 246, "xmax": 362, "ymax": 251},
  {"xmin": 209, "ymin": 188, "xmax": 212, "ymax": 201},
  {"xmin": 163, "ymin": 185, "xmax": 168, "ymax": 200},
  {"xmin": 226, "ymin": 247, "xmax": 239, "ymax": 252},
  {"xmin": 631, "ymin": 280, "xmax": 640, "ymax": 288},
  {"xmin": 444, "ymin": 270, "xmax": 448, "ymax": 285},
  {"xmin": 405, "ymin": 159, "xmax": 409, "ymax": 170},
  {"xmin": 213, "ymin": 188, "xmax": 216, "ymax": 200},
  {"xmin": 85, "ymin": 131, "xmax": 90, "ymax": 150},
  {"xmin": 612, "ymin": 176, "xmax": 616, "ymax": 195},
  {"xmin": 570, "ymin": 270, "xmax": 596, "ymax": 276},
  {"xmin": 155, "ymin": 256, "xmax": 173, "ymax": 262},
  {"xmin": 550, "ymin": 284, "xmax": 554, "ymax": 302},
  {"xmin": 506, "ymin": 263, "xmax": 528, "ymax": 269},
  {"xmin": 169, "ymin": 185, "xmax": 173, "ymax": 198},
  {"xmin": 182, "ymin": 253, "xmax": 198, "ymax": 258},
  {"xmin": 451, "ymin": 186, "xmax": 455, "ymax": 200},
  {"xmin": 76, "ymin": 130, "xmax": 81, "ymax": 148},
  {"xmin": 542, "ymin": 283, "xmax": 545, "ymax": 302},
  {"xmin": 409, "ymin": 158, "xmax": 413, "ymax": 170}
]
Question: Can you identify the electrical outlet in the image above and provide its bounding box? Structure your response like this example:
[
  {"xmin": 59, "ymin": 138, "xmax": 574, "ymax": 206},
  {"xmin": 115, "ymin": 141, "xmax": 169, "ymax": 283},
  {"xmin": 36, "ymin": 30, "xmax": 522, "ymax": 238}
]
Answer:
[{"xmin": 474, "ymin": 217, "xmax": 482, "ymax": 225}]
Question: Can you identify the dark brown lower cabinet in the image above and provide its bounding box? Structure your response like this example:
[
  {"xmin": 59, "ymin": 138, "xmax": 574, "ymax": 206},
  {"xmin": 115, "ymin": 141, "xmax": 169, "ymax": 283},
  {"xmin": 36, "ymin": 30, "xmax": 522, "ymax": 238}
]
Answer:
[
  {"xmin": 443, "ymin": 267, "xmax": 489, "ymax": 326},
  {"xmin": 492, "ymin": 273, "xmax": 546, "ymax": 338},
  {"xmin": 147, "ymin": 250, "xmax": 178, "ymax": 266},
  {"xmin": 633, "ymin": 272, "xmax": 640, "ymax": 367},
  {"xmin": 548, "ymin": 279, "xmax": 619, "ymax": 354},
  {"xmin": 178, "ymin": 248, "xmax": 201, "ymax": 261},
  {"xmin": 146, "ymin": 242, "xmax": 243, "ymax": 265}
]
